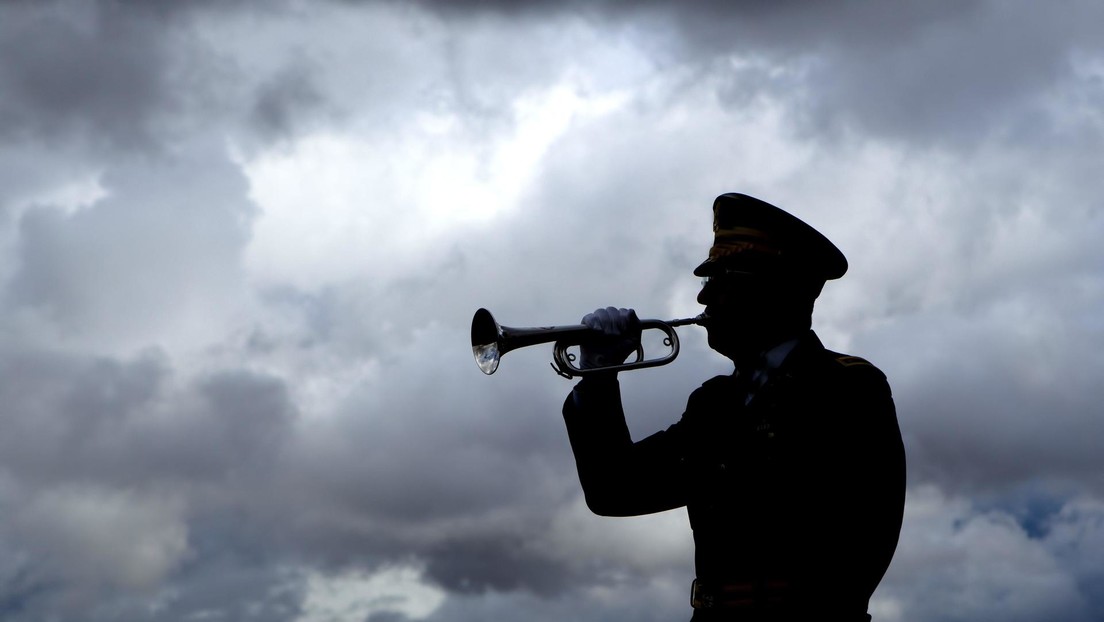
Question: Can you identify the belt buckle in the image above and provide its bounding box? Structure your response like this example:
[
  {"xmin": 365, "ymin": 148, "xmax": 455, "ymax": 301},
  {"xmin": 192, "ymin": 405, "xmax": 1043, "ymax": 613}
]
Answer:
[{"xmin": 690, "ymin": 579, "xmax": 715, "ymax": 609}]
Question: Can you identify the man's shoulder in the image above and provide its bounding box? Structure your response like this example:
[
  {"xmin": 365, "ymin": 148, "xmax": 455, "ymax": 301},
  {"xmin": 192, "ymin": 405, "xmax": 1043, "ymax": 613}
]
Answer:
[
  {"xmin": 690, "ymin": 373, "xmax": 736, "ymax": 397},
  {"xmin": 793, "ymin": 335, "xmax": 890, "ymax": 388},
  {"xmin": 803, "ymin": 347, "xmax": 894, "ymax": 407},
  {"xmin": 822, "ymin": 349, "xmax": 887, "ymax": 376}
]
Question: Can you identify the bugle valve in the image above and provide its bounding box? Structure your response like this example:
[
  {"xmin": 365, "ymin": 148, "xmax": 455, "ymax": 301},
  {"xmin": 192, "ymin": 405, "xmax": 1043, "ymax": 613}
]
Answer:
[{"xmin": 471, "ymin": 308, "xmax": 706, "ymax": 378}]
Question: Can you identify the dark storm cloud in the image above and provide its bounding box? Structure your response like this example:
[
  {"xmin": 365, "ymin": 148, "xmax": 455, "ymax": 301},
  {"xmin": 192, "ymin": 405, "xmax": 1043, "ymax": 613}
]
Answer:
[
  {"xmin": 251, "ymin": 60, "xmax": 328, "ymax": 141},
  {"xmin": 0, "ymin": 338, "xmax": 303, "ymax": 618},
  {"xmin": 0, "ymin": 348, "xmax": 166, "ymax": 485},
  {"xmin": 0, "ymin": 540, "xmax": 306, "ymax": 622},
  {"xmin": 902, "ymin": 331, "xmax": 1104, "ymax": 495},
  {"xmin": 414, "ymin": 0, "xmax": 1104, "ymax": 146},
  {"xmin": 1, "ymin": 0, "xmax": 1103, "ymax": 620},
  {"xmin": 0, "ymin": 0, "xmax": 329, "ymax": 154},
  {"xmin": 423, "ymin": 535, "xmax": 570, "ymax": 595},
  {"xmin": 0, "ymin": 1, "xmax": 178, "ymax": 149},
  {"xmin": 756, "ymin": 2, "xmax": 1097, "ymax": 145},
  {"xmin": 0, "ymin": 345, "xmax": 296, "ymax": 489}
]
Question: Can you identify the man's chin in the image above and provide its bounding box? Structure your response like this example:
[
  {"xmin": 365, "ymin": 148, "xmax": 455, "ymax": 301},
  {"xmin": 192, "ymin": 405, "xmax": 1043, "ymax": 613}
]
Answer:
[
  {"xmin": 706, "ymin": 325, "xmax": 767, "ymax": 362},
  {"xmin": 706, "ymin": 327, "xmax": 743, "ymax": 358}
]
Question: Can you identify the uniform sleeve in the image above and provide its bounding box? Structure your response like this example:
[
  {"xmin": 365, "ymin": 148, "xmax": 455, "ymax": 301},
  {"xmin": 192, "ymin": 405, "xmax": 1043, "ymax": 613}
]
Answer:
[
  {"xmin": 811, "ymin": 363, "xmax": 906, "ymax": 600},
  {"xmin": 562, "ymin": 376, "xmax": 691, "ymax": 517}
]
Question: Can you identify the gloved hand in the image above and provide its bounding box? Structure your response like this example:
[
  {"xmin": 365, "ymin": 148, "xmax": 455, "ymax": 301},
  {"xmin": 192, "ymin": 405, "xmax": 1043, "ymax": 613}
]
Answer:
[{"xmin": 579, "ymin": 307, "xmax": 642, "ymax": 371}]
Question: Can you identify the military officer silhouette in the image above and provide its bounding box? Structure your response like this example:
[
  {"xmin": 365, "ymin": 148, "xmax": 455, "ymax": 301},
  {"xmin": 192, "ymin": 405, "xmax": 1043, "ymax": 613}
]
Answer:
[{"xmin": 563, "ymin": 193, "xmax": 906, "ymax": 621}]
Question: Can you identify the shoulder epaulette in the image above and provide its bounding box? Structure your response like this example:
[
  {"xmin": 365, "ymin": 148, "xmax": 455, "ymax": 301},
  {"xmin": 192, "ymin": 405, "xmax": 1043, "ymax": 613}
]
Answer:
[{"xmin": 834, "ymin": 355, "xmax": 873, "ymax": 368}]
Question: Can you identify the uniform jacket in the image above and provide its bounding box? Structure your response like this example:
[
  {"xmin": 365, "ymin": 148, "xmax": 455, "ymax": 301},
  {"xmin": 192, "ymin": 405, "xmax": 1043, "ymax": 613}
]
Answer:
[{"xmin": 562, "ymin": 331, "xmax": 905, "ymax": 621}]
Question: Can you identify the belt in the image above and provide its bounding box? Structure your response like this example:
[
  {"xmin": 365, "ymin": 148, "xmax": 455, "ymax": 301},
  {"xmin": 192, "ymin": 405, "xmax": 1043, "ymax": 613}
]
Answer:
[{"xmin": 690, "ymin": 578, "xmax": 791, "ymax": 610}]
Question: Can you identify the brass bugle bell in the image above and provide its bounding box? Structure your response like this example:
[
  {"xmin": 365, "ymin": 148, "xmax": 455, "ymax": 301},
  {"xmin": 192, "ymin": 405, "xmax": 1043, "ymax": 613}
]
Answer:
[{"xmin": 471, "ymin": 308, "xmax": 707, "ymax": 378}]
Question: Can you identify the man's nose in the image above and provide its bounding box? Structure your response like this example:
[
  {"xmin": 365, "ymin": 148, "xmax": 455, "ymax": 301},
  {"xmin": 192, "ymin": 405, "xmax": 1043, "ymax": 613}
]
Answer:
[{"xmin": 696, "ymin": 281, "xmax": 715, "ymax": 306}]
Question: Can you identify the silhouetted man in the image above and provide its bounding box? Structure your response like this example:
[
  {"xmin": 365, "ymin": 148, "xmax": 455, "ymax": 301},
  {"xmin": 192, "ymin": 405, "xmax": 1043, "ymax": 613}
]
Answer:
[{"xmin": 563, "ymin": 193, "xmax": 905, "ymax": 621}]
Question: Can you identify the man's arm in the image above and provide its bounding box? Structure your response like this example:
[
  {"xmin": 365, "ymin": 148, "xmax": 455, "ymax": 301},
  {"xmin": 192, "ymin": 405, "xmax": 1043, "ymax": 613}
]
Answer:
[{"xmin": 562, "ymin": 375, "xmax": 689, "ymax": 517}]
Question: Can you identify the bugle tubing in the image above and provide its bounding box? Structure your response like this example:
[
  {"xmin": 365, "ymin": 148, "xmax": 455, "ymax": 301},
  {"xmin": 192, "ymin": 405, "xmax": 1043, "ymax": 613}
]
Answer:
[{"xmin": 471, "ymin": 308, "xmax": 706, "ymax": 378}]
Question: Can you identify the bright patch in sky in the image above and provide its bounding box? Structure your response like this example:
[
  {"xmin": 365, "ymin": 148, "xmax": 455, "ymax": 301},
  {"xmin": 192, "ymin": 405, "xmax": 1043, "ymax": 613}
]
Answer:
[
  {"xmin": 18, "ymin": 173, "xmax": 107, "ymax": 216},
  {"xmin": 296, "ymin": 565, "xmax": 445, "ymax": 622},
  {"xmin": 239, "ymin": 84, "xmax": 626, "ymax": 289}
]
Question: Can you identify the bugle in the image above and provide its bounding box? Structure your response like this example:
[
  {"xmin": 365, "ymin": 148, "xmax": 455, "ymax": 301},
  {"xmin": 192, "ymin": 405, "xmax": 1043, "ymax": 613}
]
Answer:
[{"xmin": 471, "ymin": 308, "xmax": 706, "ymax": 378}]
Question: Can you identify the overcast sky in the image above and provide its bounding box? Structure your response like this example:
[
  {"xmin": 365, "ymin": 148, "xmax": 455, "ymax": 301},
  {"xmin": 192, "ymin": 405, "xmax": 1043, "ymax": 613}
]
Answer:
[{"xmin": 1, "ymin": 1, "xmax": 1103, "ymax": 621}]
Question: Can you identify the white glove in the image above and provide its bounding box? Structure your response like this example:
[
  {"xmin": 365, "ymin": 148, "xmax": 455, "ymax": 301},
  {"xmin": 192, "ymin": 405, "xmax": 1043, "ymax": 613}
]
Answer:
[{"xmin": 579, "ymin": 306, "xmax": 641, "ymax": 371}]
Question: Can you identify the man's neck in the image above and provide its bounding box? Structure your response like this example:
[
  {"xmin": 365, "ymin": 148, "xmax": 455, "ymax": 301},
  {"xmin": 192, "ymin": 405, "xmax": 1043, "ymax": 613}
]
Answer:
[{"xmin": 728, "ymin": 330, "xmax": 806, "ymax": 372}]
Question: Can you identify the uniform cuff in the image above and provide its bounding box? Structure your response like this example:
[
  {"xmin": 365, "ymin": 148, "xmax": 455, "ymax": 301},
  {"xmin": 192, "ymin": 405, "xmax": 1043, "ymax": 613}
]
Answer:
[{"xmin": 570, "ymin": 375, "xmax": 621, "ymax": 409}]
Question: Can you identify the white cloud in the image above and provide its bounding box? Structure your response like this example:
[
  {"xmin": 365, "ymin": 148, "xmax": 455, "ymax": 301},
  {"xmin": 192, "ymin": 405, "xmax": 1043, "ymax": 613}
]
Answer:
[
  {"xmin": 297, "ymin": 565, "xmax": 445, "ymax": 622},
  {"xmin": 12, "ymin": 485, "xmax": 189, "ymax": 591},
  {"xmin": 877, "ymin": 486, "xmax": 1096, "ymax": 622},
  {"xmin": 541, "ymin": 496, "xmax": 694, "ymax": 580},
  {"xmin": 238, "ymin": 83, "xmax": 624, "ymax": 290}
]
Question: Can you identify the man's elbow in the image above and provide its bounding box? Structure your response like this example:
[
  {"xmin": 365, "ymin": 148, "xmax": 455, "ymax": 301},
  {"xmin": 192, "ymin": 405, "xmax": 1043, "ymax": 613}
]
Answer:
[
  {"xmin": 584, "ymin": 495, "xmax": 615, "ymax": 517},
  {"xmin": 581, "ymin": 487, "xmax": 632, "ymax": 517}
]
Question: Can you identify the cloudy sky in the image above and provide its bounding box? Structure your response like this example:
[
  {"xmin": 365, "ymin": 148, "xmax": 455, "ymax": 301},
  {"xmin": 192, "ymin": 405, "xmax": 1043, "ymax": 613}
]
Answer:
[{"xmin": 1, "ymin": 1, "xmax": 1103, "ymax": 620}]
